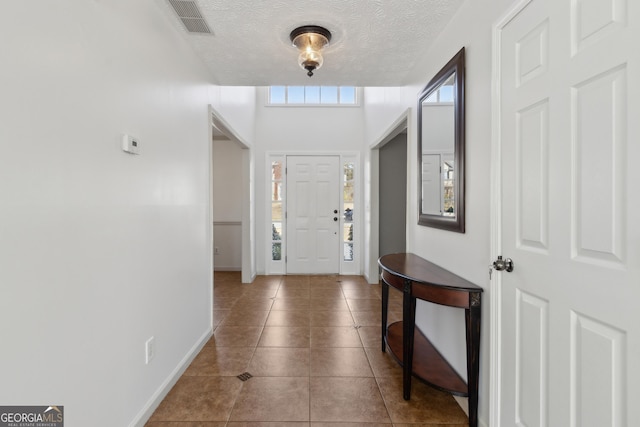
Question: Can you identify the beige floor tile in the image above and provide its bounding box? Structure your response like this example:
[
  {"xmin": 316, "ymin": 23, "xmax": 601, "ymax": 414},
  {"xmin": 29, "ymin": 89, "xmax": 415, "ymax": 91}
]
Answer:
[
  {"xmin": 214, "ymin": 286, "xmax": 246, "ymax": 299},
  {"xmin": 342, "ymin": 288, "xmax": 382, "ymax": 299},
  {"xmin": 259, "ymin": 326, "xmax": 310, "ymax": 347},
  {"xmin": 281, "ymin": 276, "xmax": 311, "ymax": 286},
  {"xmin": 148, "ymin": 274, "xmax": 470, "ymax": 426},
  {"xmin": 363, "ymin": 347, "xmax": 402, "ymax": 378},
  {"xmin": 393, "ymin": 424, "xmax": 468, "ymax": 427},
  {"xmin": 229, "ymin": 377, "xmax": 310, "ymax": 422},
  {"xmin": 248, "ymin": 347, "xmax": 310, "ymax": 376},
  {"xmin": 335, "ymin": 276, "xmax": 370, "ymax": 287},
  {"xmin": 213, "ymin": 297, "xmax": 239, "ymax": 309},
  {"xmin": 357, "ymin": 326, "xmax": 382, "ymax": 348},
  {"xmin": 221, "ymin": 310, "xmax": 270, "ymax": 326},
  {"xmin": 230, "ymin": 298, "xmax": 274, "ymax": 311},
  {"xmin": 271, "ymin": 298, "xmax": 311, "ymax": 310},
  {"xmin": 184, "ymin": 346, "xmax": 255, "ymax": 377},
  {"xmin": 351, "ymin": 311, "xmax": 382, "ymax": 327},
  {"xmin": 310, "ymin": 377, "xmax": 391, "ymax": 423},
  {"xmin": 310, "ymin": 298, "xmax": 350, "ymax": 311},
  {"xmin": 250, "ymin": 276, "xmax": 283, "ymax": 287},
  {"xmin": 146, "ymin": 422, "xmax": 226, "ymax": 426},
  {"xmin": 228, "ymin": 423, "xmax": 309, "ymax": 427},
  {"xmin": 310, "ymin": 423, "xmax": 390, "ymax": 427},
  {"xmin": 309, "ymin": 287, "xmax": 344, "ymax": 299},
  {"xmin": 211, "ymin": 326, "xmax": 263, "ymax": 347},
  {"xmin": 347, "ymin": 298, "xmax": 382, "ymax": 311},
  {"xmin": 309, "ymin": 310, "xmax": 355, "ymax": 327},
  {"xmin": 376, "ymin": 376, "xmax": 468, "ymax": 424},
  {"xmin": 277, "ymin": 287, "xmax": 310, "ymax": 298},
  {"xmin": 245, "ymin": 287, "xmax": 279, "ymax": 298},
  {"xmin": 265, "ymin": 310, "xmax": 311, "ymax": 327},
  {"xmin": 310, "ymin": 347, "xmax": 373, "ymax": 377},
  {"xmin": 148, "ymin": 376, "xmax": 242, "ymax": 422},
  {"xmin": 308, "ymin": 276, "xmax": 342, "ymax": 287},
  {"xmin": 212, "ymin": 309, "xmax": 229, "ymax": 328},
  {"xmin": 311, "ymin": 326, "xmax": 363, "ymax": 348}
]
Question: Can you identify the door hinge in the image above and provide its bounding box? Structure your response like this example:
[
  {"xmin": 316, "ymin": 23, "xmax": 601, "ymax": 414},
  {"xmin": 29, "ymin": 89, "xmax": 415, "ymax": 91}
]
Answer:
[{"xmin": 285, "ymin": 255, "xmax": 287, "ymax": 263}]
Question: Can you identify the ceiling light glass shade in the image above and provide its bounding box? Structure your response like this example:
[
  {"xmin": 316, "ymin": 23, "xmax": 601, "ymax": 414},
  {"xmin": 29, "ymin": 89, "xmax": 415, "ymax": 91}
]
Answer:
[
  {"xmin": 298, "ymin": 50, "xmax": 323, "ymax": 75},
  {"xmin": 291, "ymin": 32, "xmax": 330, "ymax": 52},
  {"xmin": 290, "ymin": 25, "xmax": 331, "ymax": 77}
]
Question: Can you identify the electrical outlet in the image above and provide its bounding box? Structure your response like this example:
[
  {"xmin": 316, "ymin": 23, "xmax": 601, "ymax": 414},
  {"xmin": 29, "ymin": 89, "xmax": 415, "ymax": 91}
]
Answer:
[
  {"xmin": 214, "ymin": 247, "xmax": 219, "ymax": 255},
  {"xmin": 145, "ymin": 336, "xmax": 155, "ymax": 364}
]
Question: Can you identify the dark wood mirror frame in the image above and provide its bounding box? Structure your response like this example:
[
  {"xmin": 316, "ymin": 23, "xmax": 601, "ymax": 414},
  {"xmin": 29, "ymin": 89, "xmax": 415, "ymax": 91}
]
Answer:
[{"xmin": 417, "ymin": 47, "xmax": 465, "ymax": 232}]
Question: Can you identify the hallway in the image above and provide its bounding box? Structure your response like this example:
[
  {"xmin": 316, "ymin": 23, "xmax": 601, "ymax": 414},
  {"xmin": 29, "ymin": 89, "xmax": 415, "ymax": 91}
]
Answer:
[{"xmin": 146, "ymin": 272, "xmax": 469, "ymax": 426}]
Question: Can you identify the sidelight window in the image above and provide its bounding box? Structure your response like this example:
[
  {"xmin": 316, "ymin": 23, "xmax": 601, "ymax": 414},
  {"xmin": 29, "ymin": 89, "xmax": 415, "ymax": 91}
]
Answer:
[
  {"xmin": 343, "ymin": 161, "xmax": 355, "ymax": 262},
  {"xmin": 270, "ymin": 159, "xmax": 284, "ymax": 261}
]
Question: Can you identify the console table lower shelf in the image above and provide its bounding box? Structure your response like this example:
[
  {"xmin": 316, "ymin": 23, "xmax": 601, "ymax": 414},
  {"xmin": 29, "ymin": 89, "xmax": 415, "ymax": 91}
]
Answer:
[{"xmin": 385, "ymin": 321, "xmax": 468, "ymax": 396}]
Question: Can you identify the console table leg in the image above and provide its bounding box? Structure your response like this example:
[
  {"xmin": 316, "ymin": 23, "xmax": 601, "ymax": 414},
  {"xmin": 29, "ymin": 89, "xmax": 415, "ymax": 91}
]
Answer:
[
  {"xmin": 381, "ymin": 281, "xmax": 389, "ymax": 353},
  {"xmin": 465, "ymin": 299, "xmax": 481, "ymax": 427},
  {"xmin": 402, "ymin": 280, "xmax": 416, "ymax": 400}
]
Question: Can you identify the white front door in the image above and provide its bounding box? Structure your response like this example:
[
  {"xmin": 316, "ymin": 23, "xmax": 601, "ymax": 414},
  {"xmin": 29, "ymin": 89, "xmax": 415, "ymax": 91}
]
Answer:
[
  {"xmin": 286, "ymin": 156, "xmax": 340, "ymax": 274},
  {"xmin": 496, "ymin": 0, "xmax": 639, "ymax": 426}
]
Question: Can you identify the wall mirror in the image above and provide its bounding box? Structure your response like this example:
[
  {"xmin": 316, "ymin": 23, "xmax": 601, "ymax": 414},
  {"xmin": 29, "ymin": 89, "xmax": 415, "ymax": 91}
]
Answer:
[{"xmin": 418, "ymin": 47, "xmax": 465, "ymax": 232}]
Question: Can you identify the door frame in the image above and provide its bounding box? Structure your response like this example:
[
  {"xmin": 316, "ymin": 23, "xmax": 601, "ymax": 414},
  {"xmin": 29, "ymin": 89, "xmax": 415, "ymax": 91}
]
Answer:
[
  {"xmin": 209, "ymin": 106, "xmax": 255, "ymax": 285},
  {"xmin": 265, "ymin": 151, "xmax": 361, "ymax": 276},
  {"xmin": 366, "ymin": 109, "xmax": 410, "ymax": 284},
  {"xmin": 489, "ymin": 1, "xmax": 534, "ymax": 425}
]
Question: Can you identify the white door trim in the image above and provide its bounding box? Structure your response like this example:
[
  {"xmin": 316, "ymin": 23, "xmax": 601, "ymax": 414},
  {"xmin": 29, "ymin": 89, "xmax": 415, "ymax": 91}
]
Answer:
[
  {"xmin": 209, "ymin": 106, "xmax": 255, "ymax": 284},
  {"xmin": 264, "ymin": 150, "xmax": 362, "ymax": 276},
  {"xmin": 367, "ymin": 109, "xmax": 410, "ymax": 284},
  {"xmin": 489, "ymin": 1, "xmax": 533, "ymax": 426}
]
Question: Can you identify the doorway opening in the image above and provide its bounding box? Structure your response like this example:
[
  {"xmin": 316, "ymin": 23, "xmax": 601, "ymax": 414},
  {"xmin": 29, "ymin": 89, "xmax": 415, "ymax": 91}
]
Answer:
[
  {"xmin": 210, "ymin": 108, "xmax": 254, "ymax": 283},
  {"xmin": 266, "ymin": 153, "xmax": 360, "ymax": 276},
  {"xmin": 366, "ymin": 111, "xmax": 409, "ymax": 283},
  {"xmin": 379, "ymin": 130, "xmax": 408, "ymax": 257}
]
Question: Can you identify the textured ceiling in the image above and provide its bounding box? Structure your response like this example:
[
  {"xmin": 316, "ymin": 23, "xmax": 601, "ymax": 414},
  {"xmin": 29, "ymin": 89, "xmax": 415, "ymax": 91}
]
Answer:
[{"xmin": 159, "ymin": 0, "xmax": 465, "ymax": 86}]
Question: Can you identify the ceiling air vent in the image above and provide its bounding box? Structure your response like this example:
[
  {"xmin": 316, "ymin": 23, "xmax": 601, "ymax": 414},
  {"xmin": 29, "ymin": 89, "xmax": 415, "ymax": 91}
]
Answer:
[{"xmin": 168, "ymin": 0, "xmax": 213, "ymax": 34}]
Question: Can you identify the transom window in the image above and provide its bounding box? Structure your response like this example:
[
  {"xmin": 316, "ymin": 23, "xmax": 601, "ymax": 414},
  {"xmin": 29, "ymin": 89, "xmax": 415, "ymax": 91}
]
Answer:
[
  {"xmin": 269, "ymin": 86, "xmax": 357, "ymax": 105},
  {"xmin": 423, "ymin": 74, "xmax": 455, "ymax": 103}
]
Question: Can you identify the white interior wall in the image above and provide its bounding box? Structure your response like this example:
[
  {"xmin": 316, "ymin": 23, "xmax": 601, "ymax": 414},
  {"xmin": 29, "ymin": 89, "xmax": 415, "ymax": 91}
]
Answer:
[
  {"xmin": 253, "ymin": 89, "xmax": 366, "ymax": 274},
  {"xmin": 364, "ymin": 1, "xmax": 517, "ymax": 425},
  {"xmin": 362, "ymin": 88, "xmax": 411, "ymax": 282},
  {"xmin": 0, "ymin": 1, "xmax": 257, "ymax": 426}
]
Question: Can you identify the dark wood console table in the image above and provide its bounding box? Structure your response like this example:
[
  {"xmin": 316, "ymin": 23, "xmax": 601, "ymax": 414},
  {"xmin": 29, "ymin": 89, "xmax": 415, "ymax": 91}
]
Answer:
[{"xmin": 378, "ymin": 253, "xmax": 482, "ymax": 427}]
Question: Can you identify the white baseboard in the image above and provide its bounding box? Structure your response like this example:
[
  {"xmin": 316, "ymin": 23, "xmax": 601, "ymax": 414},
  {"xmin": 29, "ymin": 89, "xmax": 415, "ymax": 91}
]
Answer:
[
  {"xmin": 128, "ymin": 328, "xmax": 213, "ymax": 427},
  {"xmin": 213, "ymin": 266, "xmax": 241, "ymax": 271},
  {"xmin": 452, "ymin": 396, "xmax": 488, "ymax": 427},
  {"xmin": 453, "ymin": 395, "xmax": 468, "ymax": 416}
]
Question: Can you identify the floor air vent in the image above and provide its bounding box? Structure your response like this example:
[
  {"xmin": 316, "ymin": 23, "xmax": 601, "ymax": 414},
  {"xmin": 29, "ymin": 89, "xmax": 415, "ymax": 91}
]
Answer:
[
  {"xmin": 168, "ymin": 0, "xmax": 213, "ymax": 34},
  {"xmin": 237, "ymin": 372, "xmax": 253, "ymax": 382}
]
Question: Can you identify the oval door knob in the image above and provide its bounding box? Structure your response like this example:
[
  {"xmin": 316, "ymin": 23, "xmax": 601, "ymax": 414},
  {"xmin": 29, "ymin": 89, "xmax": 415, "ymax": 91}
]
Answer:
[{"xmin": 492, "ymin": 256, "xmax": 514, "ymax": 272}]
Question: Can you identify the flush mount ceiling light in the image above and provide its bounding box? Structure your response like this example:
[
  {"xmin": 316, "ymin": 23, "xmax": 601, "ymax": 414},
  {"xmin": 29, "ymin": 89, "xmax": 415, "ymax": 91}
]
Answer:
[{"xmin": 290, "ymin": 25, "xmax": 332, "ymax": 77}]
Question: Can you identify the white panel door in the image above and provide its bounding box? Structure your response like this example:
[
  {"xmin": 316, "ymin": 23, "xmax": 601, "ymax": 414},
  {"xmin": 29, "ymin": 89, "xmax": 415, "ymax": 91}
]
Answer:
[
  {"xmin": 422, "ymin": 154, "xmax": 442, "ymax": 215},
  {"xmin": 286, "ymin": 156, "xmax": 340, "ymax": 274},
  {"xmin": 496, "ymin": 0, "xmax": 639, "ymax": 426}
]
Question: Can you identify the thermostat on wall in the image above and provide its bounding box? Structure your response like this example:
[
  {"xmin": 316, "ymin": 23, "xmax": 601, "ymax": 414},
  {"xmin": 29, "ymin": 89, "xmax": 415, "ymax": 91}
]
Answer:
[{"xmin": 122, "ymin": 134, "xmax": 140, "ymax": 154}]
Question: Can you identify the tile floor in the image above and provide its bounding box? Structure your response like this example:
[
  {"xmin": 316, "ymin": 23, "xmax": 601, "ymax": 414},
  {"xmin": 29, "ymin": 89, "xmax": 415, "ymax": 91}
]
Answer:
[{"xmin": 146, "ymin": 272, "xmax": 469, "ymax": 426}]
